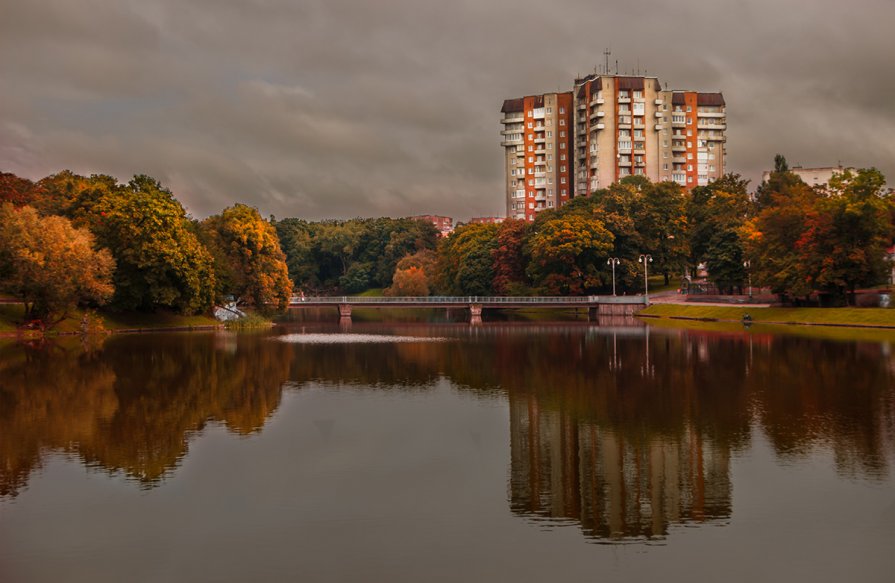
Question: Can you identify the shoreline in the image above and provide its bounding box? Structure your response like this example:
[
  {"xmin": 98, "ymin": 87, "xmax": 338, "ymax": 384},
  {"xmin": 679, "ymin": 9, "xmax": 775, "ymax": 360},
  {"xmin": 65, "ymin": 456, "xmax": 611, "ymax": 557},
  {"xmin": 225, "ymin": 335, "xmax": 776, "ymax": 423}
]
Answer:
[{"xmin": 639, "ymin": 304, "xmax": 895, "ymax": 330}]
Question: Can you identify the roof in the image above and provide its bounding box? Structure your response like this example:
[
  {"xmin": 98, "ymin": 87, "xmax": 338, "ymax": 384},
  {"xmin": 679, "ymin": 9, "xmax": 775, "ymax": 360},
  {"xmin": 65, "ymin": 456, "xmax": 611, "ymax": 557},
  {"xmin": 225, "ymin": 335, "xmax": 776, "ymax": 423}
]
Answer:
[
  {"xmin": 697, "ymin": 92, "xmax": 725, "ymax": 106},
  {"xmin": 616, "ymin": 76, "xmax": 645, "ymax": 91},
  {"xmin": 671, "ymin": 93, "xmax": 686, "ymax": 105},
  {"xmin": 501, "ymin": 98, "xmax": 524, "ymax": 114}
]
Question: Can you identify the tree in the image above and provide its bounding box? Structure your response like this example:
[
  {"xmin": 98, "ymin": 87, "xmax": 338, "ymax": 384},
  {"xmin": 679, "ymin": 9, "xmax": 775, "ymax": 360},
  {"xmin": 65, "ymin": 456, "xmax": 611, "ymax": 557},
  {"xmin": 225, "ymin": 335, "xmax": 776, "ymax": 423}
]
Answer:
[
  {"xmin": 635, "ymin": 181, "xmax": 689, "ymax": 285},
  {"xmin": 746, "ymin": 176, "xmax": 820, "ymax": 300},
  {"xmin": 78, "ymin": 175, "xmax": 216, "ymax": 313},
  {"xmin": 526, "ymin": 214, "xmax": 614, "ymax": 295},
  {"xmin": 201, "ymin": 203, "xmax": 293, "ymax": 311},
  {"xmin": 809, "ymin": 168, "xmax": 893, "ymax": 304},
  {"xmin": 0, "ymin": 172, "xmax": 42, "ymax": 207},
  {"xmin": 435, "ymin": 223, "xmax": 499, "ymax": 295},
  {"xmin": 0, "ymin": 204, "xmax": 114, "ymax": 325},
  {"xmin": 385, "ymin": 250, "xmax": 437, "ymax": 296},
  {"xmin": 491, "ymin": 219, "xmax": 531, "ymax": 294}
]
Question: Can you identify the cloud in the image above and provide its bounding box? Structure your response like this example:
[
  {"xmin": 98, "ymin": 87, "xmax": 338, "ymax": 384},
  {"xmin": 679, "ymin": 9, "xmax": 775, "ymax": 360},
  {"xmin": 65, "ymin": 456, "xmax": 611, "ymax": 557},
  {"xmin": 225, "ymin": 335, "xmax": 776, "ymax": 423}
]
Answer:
[{"xmin": 2, "ymin": 0, "xmax": 894, "ymax": 220}]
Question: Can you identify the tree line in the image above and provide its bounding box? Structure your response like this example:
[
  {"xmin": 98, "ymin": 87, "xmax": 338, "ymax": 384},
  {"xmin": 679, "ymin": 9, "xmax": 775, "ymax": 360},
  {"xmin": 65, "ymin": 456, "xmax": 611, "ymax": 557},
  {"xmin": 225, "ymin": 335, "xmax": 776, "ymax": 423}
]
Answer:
[
  {"xmin": 426, "ymin": 158, "xmax": 893, "ymax": 305},
  {"xmin": 2, "ymin": 157, "xmax": 893, "ymax": 324}
]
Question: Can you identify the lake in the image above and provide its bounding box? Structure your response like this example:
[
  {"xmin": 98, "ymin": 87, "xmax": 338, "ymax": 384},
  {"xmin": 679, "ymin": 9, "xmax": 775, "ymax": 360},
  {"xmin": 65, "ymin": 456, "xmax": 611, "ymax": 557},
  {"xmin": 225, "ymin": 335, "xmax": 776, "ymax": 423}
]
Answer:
[{"xmin": 1, "ymin": 319, "xmax": 893, "ymax": 582}]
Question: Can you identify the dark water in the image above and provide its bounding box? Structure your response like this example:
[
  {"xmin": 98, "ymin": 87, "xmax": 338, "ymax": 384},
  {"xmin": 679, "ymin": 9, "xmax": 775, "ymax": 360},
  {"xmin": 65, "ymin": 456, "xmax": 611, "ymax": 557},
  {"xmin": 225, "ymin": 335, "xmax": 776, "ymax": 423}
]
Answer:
[{"xmin": 0, "ymin": 320, "xmax": 893, "ymax": 582}]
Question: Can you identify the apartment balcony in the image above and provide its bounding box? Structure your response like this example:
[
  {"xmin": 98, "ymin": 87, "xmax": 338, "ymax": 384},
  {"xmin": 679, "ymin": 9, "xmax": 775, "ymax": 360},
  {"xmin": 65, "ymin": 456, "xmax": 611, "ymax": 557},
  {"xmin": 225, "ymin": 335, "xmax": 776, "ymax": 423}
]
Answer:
[
  {"xmin": 633, "ymin": 146, "xmax": 646, "ymax": 154},
  {"xmin": 501, "ymin": 115, "xmax": 524, "ymax": 124},
  {"xmin": 699, "ymin": 123, "xmax": 726, "ymax": 131},
  {"xmin": 673, "ymin": 156, "xmax": 687, "ymax": 164},
  {"xmin": 589, "ymin": 110, "xmax": 605, "ymax": 121},
  {"xmin": 618, "ymin": 159, "xmax": 632, "ymax": 167},
  {"xmin": 534, "ymin": 136, "xmax": 546, "ymax": 144},
  {"xmin": 654, "ymin": 99, "xmax": 663, "ymax": 105},
  {"xmin": 534, "ymin": 158, "xmax": 546, "ymax": 166},
  {"xmin": 618, "ymin": 96, "xmax": 631, "ymax": 103},
  {"xmin": 534, "ymin": 193, "xmax": 547, "ymax": 202},
  {"xmin": 532, "ymin": 108, "xmax": 546, "ymax": 119},
  {"xmin": 534, "ymin": 170, "xmax": 546, "ymax": 177},
  {"xmin": 589, "ymin": 158, "xmax": 599, "ymax": 170},
  {"xmin": 590, "ymin": 123, "xmax": 605, "ymax": 131},
  {"xmin": 697, "ymin": 111, "xmax": 726, "ymax": 118},
  {"xmin": 534, "ymin": 146, "xmax": 546, "ymax": 154},
  {"xmin": 654, "ymin": 124, "xmax": 664, "ymax": 131},
  {"xmin": 590, "ymin": 97, "xmax": 605, "ymax": 106},
  {"xmin": 672, "ymin": 144, "xmax": 687, "ymax": 152},
  {"xmin": 500, "ymin": 138, "xmax": 523, "ymax": 147},
  {"xmin": 534, "ymin": 124, "xmax": 546, "ymax": 131},
  {"xmin": 513, "ymin": 189, "xmax": 526, "ymax": 198},
  {"xmin": 617, "ymin": 147, "xmax": 632, "ymax": 155},
  {"xmin": 671, "ymin": 121, "xmax": 686, "ymax": 128},
  {"xmin": 655, "ymin": 111, "xmax": 664, "ymax": 118}
]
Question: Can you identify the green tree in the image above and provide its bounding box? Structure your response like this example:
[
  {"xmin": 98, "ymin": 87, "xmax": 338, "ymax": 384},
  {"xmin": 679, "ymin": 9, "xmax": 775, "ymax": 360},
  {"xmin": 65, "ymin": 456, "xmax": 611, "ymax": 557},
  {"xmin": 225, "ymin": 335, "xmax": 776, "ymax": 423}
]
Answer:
[
  {"xmin": 0, "ymin": 204, "xmax": 115, "ymax": 325},
  {"xmin": 80, "ymin": 175, "xmax": 216, "ymax": 313},
  {"xmin": 635, "ymin": 181, "xmax": 689, "ymax": 285},
  {"xmin": 436, "ymin": 223, "xmax": 500, "ymax": 295},
  {"xmin": 809, "ymin": 168, "xmax": 893, "ymax": 304},
  {"xmin": 201, "ymin": 204, "xmax": 293, "ymax": 311}
]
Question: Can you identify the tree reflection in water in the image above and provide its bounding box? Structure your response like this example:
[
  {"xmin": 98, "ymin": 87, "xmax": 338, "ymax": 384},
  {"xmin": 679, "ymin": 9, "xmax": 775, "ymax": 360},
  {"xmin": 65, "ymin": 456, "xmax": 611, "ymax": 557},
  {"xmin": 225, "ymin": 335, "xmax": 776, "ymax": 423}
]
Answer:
[{"xmin": 0, "ymin": 322, "xmax": 892, "ymax": 544}]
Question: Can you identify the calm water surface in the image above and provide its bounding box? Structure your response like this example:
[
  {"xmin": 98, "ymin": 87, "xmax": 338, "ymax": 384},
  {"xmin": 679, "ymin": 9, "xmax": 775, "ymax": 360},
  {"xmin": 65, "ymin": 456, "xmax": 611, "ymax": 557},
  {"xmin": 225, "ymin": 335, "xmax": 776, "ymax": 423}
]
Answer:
[{"xmin": 0, "ymin": 319, "xmax": 893, "ymax": 582}]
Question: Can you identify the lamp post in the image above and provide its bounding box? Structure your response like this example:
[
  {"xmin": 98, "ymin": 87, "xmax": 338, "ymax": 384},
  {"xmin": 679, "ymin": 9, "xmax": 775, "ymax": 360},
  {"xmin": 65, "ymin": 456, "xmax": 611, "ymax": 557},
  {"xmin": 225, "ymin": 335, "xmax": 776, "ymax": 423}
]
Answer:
[
  {"xmin": 743, "ymin": 260, "xmax": 753, "ymax": 299},
  {"xmin": 639, "ymin": 254, "xmax": 653, "ymax": 304},
  {"xmin": 607, "ymin": 257, "xmax": 620, "ymax": 296}
]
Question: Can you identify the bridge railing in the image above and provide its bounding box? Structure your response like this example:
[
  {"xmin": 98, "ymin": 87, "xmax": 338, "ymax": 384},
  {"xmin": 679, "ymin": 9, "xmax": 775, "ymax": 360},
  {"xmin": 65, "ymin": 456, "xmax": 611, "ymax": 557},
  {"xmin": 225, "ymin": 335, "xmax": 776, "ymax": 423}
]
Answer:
[{"xmin": 289, "ymin": 295, "xmax": 646, "ymax": 305}]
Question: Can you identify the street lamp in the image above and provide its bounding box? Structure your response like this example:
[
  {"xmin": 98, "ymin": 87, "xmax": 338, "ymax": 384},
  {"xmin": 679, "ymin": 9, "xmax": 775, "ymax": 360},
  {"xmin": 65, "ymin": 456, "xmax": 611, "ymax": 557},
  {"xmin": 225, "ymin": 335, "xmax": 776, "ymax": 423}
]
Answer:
[
  {"xmin": 639, "ymin": 254, "xmax": 653, "ymax": 304},
  {"xmin": 607, "ymin": 257, "xmax": 620, "ymax": 296},
  {"xmin": 743, "ymin": 260, "xmax": 753, "ymax": 299}
]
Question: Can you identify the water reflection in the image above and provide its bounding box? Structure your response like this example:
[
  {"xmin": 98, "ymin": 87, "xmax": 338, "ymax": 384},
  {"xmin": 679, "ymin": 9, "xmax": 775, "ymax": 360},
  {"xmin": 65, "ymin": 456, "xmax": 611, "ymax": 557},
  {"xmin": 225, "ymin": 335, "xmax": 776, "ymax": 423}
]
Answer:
[{"xmin": 0, "ymin": 322, "xmax": 892, "ymax": 546}]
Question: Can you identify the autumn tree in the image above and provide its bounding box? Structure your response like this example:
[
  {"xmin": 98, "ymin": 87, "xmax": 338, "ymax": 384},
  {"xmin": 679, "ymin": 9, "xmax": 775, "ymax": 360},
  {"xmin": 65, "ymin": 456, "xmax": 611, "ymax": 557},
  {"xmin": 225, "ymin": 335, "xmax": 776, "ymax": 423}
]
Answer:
[
  {"xmin": 491, "ymin": 219, "xmax": 531, "ymax": 294},
  {"xmin": 201, "ymin": 203, "xmax": 293, "ymax": 311},
  {"xmin": 526, "ymin": 213, "xmax": 614, "ymax": 295},
  {"xmin": 0, "ymin": 172, "xmax": 42, "ymax": 206},
  {"xmin": 0, "ymin": 204, "xmax": 114, "ymax": 325},
  {"xmin": 385, "ymin": 249, "xmax": 437, "ymax": 296}
]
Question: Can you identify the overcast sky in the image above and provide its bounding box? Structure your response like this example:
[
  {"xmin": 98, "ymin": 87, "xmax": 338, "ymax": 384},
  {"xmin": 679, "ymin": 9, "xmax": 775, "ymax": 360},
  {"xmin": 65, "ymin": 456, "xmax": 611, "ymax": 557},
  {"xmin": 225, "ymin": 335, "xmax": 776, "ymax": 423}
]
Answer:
[{"xmin": 1, "ymin": 0, "xmax": 893, "ymax": 221}]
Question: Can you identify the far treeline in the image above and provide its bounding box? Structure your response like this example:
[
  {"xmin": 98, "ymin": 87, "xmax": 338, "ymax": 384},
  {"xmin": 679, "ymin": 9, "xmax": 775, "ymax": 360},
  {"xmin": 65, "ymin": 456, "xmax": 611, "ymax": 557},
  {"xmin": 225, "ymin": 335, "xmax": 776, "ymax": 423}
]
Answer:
[{"xmin": 1, "ymin": 157, "xmax": 893, "ymax": 325}]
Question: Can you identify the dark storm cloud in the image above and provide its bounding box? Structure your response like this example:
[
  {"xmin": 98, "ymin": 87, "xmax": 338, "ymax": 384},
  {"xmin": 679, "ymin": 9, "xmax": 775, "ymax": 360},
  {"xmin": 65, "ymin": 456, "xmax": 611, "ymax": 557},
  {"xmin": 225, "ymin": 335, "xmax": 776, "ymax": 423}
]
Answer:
[{"xmin": 2, "ymin": 0, "xmax": 894, "ymax": 220}]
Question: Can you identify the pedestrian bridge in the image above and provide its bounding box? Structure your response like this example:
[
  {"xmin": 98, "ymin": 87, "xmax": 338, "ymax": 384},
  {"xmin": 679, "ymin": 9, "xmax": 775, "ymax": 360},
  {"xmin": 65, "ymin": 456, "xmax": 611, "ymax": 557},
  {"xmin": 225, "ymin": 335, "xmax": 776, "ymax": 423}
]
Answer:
[{"xmin": 288, "ymin": 295, "xmax": 647, "ymax": 321}]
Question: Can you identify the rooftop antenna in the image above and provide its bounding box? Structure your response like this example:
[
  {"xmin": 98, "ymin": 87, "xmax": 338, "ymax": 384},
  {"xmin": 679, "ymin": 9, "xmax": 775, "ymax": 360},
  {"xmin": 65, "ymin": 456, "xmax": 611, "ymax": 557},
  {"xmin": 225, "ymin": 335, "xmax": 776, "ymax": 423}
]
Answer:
[
  {"xmin": 636, "ymin": 58, "xmax": 640, "ymax": 76},
  {"xmin": 615, "ymin": 59, "xmax": 619, "ymax": 75},
  {"xmin": 603, "ymin": 48, "xmax": 611, "ymax": 76}
]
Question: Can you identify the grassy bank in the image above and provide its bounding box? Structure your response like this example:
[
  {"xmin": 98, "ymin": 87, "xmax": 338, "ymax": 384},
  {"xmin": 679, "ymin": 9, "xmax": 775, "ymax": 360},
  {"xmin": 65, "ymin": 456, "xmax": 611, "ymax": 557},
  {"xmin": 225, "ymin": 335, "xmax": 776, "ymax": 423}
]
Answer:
[
  {"xmin": 640, "ymin": 304, "xmax": 895, "ymax": 328},
  {"xmin": 0, "ymin": 304, "xmax": 220, "ymax": 336}
]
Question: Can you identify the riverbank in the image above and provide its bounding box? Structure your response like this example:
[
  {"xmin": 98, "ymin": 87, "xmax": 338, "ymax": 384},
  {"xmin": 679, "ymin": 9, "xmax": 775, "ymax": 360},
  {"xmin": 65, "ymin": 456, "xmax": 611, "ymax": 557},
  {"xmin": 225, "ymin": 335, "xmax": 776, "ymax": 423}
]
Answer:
[
  {"xmin": 0, "ymin": 304, "xmax": 222, "ymax": 337},
  {"xmin": 640, "ymin": 304, "xmax": 895, "ymax": 329}
]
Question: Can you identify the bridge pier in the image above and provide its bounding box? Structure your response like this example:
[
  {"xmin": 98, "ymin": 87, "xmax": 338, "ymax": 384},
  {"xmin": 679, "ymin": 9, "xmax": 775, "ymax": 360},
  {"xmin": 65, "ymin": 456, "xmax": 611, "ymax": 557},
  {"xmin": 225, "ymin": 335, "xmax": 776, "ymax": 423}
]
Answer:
[
  {"xmin": 338, "ymin": 304, "xmax": 352, "ymax": 319},
  {"xmin": 469, "ymin": 303, "xmax": 483, "ymax": 320}
]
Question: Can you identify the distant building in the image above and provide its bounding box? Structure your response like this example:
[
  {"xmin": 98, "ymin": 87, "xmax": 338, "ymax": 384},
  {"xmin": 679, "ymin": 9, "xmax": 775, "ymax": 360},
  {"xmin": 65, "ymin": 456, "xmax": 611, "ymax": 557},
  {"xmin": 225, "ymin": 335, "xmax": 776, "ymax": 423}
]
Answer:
[
  {"xmin": 761, "ymin": 165, "xmax": 855, "ymax": 187},
  {"xmin": 410, "ymin": 215, "xmax": 453, "ymax": 236},
  {"xmin": 501, "ymin": 73, "xmax": 727, "ymax": 222},
  {"xmin": 469, "ymin": 216, "xmax": 505, "ymax": 224}
]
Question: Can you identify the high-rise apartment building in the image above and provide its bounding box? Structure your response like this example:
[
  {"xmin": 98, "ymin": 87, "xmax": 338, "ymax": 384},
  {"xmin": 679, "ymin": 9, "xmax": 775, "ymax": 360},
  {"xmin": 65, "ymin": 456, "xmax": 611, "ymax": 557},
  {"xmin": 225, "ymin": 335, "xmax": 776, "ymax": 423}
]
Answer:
[
  {"xmin": 500, "ymin": 93, "xmax": 574, "ymax": 222},
  {"xmin": 501, "ymin": 73, "xmax": 727, "ymax": 221}
]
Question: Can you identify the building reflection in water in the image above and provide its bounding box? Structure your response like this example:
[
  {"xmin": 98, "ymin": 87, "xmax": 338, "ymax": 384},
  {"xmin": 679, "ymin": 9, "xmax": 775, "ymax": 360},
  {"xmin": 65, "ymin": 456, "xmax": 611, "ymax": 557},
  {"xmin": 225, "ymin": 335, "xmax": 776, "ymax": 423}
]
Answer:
[{"xmin": 509, "ymin": 392, "xmax": 731, "ymax": 541}]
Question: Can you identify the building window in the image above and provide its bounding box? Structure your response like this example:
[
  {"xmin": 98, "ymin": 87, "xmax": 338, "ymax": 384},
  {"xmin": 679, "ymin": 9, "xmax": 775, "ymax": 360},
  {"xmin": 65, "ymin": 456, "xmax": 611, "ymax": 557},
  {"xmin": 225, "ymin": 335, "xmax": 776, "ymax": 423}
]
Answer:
[
  {"xmin": 527, "ymin": 111, "xmax": 533, "ymax": 117},
  {"xmin": 561, "ymin": 177, "xmax": 567, "ymax": 184},
  {"xmin": 546, "ymin": 131, "xmax": 553, "ymax": 138},
  {"xmin": 560, "ymin": 131, "xmax": 566, "ymax": 138},
  {"xmin": 546, "ymin": 107, "xmax": 552, "ymax": 114},
  {"xmin": 527, "ymin": 122, "xmax": 533, "ymax": 128},
  {"xmin": 560, "ymin": 154, "xmax": 566, "ymax": 160},
  {"xmin": 560, "ymin": 119, "xmax": 566, "ymax": 126},
  {"xmin": 559, "ymin": 107, "xmax": 565, "ymax": 114},
  {"xmin": 687, "ymin": 164, "xmax": 693, "ymax": 171},
  {"xmin": 528, "ymin": 156, "xmax": 533, "ymax": 162},
  {"xmin": 560, "ymin": 165, "xmax": 566, "ymax": 172},
  {"xmin": 686, "ymin": 106, "xmax": 692, "ymax": 112},
  {"xmin": 561, "ymin": 188, "xmax": 567, "ymax": 195},
  {"xmin": 560, "ymin": 143, "xmax": 566, "ymax": 149}
]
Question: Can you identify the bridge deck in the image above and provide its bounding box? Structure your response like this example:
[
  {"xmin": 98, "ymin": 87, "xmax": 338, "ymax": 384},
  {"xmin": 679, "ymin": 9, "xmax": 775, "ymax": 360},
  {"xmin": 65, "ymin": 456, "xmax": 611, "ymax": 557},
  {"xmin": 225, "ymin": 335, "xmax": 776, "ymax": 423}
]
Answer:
[{"xmin": 288, "ymin": 295, "xmax": 646, "ymax": 308}]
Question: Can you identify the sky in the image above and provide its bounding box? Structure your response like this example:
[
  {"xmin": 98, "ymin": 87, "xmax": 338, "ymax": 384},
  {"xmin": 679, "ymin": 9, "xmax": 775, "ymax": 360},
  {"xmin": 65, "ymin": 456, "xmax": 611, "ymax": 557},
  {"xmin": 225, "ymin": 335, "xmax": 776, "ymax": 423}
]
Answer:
[{"xmin": 1, "ymin": 0, "xmax": 894, "ymax": 221}]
